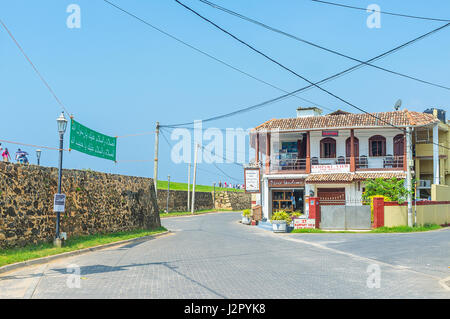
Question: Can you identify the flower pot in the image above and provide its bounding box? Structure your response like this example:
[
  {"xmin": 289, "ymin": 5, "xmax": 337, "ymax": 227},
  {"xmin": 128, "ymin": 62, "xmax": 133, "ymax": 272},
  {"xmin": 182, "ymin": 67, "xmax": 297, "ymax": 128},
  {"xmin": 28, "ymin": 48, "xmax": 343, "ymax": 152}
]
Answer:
[{"xmin": 272, "ymin": 220, "xmax": 287, "ymax": 233}]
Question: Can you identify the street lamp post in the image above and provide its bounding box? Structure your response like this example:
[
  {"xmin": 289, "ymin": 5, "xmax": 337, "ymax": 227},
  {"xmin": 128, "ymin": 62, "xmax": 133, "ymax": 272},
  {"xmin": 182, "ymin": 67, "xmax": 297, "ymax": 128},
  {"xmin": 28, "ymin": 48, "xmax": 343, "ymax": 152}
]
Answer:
[
  {"xmin": 55, "ymin": 112, "xmax": 68, "ymax": 245},
  {"xmin": 36, "ymin": 149, "xmax": 42, "ymax": 166}
]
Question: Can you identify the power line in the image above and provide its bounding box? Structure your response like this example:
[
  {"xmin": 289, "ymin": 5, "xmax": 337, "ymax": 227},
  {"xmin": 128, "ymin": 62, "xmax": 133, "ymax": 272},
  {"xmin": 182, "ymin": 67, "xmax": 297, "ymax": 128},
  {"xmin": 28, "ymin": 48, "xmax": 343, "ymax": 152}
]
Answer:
[
  {"xmin": 199, "ymin": 0, "xmax": 450, "ymax": 91},
  {"xmin": 162, "ymin": 18, "xmax": 450, "ymax": 127},
  {"xmin": 0, "ymin": 19, "xmax": 72, "ymax": 116},
  {"xmin": 173, "ymin": 0, "xmax": 449, "ymax": 130},
  {"xmin": 0, "ymin": 139, "xmax": 69, "ymax": 151},
  {"xmin": 309, "ymin": 0, "xmax": 450, "ymax": 22},
  {"xmin": 160, "ymin": 128, "xmax": 243, "ymax": 181},
  {"xmin": 102, "ymin": 0, "xmax": 337, "ymax": 112}
]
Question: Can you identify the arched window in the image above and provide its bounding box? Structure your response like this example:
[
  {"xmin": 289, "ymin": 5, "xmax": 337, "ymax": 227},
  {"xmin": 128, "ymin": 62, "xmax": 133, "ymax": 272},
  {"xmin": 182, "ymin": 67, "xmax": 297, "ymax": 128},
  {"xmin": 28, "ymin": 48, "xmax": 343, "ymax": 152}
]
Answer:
[
  {"xmin": 369, "ymin": 135, "xmax": 386, "ymax": 157},
  {"xmin": 345, "ymin": 137, "xmax": 359, "ymax": 158},
  {"xmin": 320, "ymin": 138, "xmax": 336, "ymax": 158},
  {"xmin": 393, "ymin": 134, "xmax": 405, "ymax": 156}
]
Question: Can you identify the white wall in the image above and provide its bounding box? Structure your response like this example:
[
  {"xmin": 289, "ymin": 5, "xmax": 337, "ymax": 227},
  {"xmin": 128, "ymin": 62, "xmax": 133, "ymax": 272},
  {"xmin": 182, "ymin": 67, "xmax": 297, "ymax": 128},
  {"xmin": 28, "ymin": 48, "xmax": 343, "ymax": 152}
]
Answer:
[{"xmin": 309, "ymin": 129, "xmax": 400, "ymax": 159}]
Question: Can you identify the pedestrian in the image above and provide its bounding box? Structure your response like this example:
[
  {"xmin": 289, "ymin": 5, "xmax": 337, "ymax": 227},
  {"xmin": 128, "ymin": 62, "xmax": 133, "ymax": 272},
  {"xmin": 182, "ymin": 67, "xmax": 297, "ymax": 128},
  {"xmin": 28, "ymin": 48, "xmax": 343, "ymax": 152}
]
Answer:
[
  {"xmin": 15, "ymin": 148, "xmax": 29, "ymax": 164},
  {"xmin": 291, "ymin": 193, "xmax": 296, "ymax": 210},
  {"xmin": 2, "ymin": 148, "xmax": 11, "ymax": 162}
]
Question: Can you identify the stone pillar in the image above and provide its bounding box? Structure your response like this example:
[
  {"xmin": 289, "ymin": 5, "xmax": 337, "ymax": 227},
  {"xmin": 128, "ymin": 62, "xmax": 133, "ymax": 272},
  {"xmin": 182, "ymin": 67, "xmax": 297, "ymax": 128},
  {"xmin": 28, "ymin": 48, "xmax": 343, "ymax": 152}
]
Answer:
[
  {"xmin": 308, "ymin": 197, "xmax": 321, "ymax": 229},
  {"xmin": 373, "ymin": 197, "xmax": 385, "ymax": 228}
]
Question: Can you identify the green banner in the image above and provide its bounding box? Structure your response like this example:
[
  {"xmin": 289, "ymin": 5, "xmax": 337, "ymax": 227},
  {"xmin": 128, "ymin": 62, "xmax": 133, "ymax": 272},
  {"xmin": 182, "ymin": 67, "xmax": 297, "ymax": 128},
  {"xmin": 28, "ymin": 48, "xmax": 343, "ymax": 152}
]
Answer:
[{"xmin": 69, "ymin": 119, "xmax": 117, "ymax": 161}]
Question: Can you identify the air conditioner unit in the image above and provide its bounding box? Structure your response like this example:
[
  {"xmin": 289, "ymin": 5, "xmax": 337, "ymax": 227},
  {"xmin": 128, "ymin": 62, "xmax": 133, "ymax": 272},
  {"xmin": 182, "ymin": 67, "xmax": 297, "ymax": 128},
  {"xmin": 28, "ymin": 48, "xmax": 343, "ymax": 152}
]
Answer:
[{"xmin": 418, "ymin": 180, "xmax": 431, "ymax": 189}]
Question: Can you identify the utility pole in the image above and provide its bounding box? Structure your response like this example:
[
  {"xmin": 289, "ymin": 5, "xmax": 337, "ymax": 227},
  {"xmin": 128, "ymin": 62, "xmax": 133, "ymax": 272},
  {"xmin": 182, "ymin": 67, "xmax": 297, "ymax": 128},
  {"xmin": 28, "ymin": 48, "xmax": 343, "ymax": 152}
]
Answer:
[
  {"xmin": 154, "ymin": 122, "xmax": 160, "ymax": 197},
  {"xmin": 191, "ymin": 143, "xmax": 198, "ymax": 215},
  {"xmin": 406, "ymin": 127, "xmax": 413, "ymax": 227},
  {"xmin": 166, "ymin": 175, "xmax": 170, "ymax": 213},
  {"xmin": 187, "ymin": 162, "xmax": 191, "ymax": 211}
]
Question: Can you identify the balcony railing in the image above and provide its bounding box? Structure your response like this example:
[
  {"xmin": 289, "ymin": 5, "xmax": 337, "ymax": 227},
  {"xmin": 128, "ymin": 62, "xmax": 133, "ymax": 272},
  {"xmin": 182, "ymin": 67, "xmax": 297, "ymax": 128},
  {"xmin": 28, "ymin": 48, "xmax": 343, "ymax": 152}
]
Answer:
[
  {"xmin": 355, "ymin": 155, "xmax": 404, "ymax": 170},
  {"xmin": 268, "ymin": 155, "xmax": 405, "ymax": 173},
  {"xmin": 270, "ymin": 158, "xmax": 307, "ymax": 172}
]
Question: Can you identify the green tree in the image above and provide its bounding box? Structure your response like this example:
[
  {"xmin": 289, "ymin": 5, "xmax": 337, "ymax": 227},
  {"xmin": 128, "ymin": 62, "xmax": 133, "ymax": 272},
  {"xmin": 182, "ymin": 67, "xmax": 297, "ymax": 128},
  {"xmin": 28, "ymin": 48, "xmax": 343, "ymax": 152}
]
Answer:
[{"xmin": 362, "ymin": 178, "xmax": 411, "ymax": 204}]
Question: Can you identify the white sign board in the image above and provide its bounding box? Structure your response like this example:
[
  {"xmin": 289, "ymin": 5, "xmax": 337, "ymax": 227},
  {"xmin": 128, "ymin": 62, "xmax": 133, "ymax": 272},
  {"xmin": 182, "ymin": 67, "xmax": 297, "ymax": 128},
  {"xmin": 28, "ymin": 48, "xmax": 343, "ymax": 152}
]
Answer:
[
  {"xmin": 244, "ymin": 168, "xmax": 260, "ymax": 193},
  {"xmin": 53, "ymin": 194, "xmax": 66, "ymax": 212},
  {"xmin": 311, "ymin": 164, "xmax": 350, "ymax": 174},
  {"xmin": 294, "ymin": 218, "xmax": 316, "ymax": 229}
]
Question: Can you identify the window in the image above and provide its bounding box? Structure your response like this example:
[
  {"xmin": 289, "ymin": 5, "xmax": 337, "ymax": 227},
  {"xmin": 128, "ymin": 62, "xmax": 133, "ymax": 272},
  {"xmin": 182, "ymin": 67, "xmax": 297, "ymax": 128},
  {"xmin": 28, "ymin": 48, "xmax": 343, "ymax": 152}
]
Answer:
[
  {"xmin": 369, "ymin": 135, "xmax": 386, "ymax": 156},
  {"xmin": 320, "ymin": 138, "xmax": 336, "ymax": 158},
  {"xmin": 393, "ymin": 134, "xmax": 405, "ymax": 156},
  {"xmin": 345, "ymin": 137, "xmax": 359, "ymax": 158}
]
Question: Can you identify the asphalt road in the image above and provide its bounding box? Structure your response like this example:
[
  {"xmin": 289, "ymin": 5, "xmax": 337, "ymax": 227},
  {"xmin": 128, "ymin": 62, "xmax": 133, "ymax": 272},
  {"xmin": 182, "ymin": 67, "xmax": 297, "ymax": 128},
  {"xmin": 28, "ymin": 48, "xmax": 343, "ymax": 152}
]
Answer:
[{"xmin": 0, "ymin": 212, "xmax": 449, "ymax": 298}]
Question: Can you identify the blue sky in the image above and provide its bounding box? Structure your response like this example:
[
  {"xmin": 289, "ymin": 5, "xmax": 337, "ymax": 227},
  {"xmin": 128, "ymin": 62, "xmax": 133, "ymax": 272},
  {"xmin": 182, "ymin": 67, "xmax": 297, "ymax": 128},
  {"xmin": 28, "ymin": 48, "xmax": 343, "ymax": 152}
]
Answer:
[{"xmin": 1, "ymin": 0, "xmax": 449, "ymax": 186}]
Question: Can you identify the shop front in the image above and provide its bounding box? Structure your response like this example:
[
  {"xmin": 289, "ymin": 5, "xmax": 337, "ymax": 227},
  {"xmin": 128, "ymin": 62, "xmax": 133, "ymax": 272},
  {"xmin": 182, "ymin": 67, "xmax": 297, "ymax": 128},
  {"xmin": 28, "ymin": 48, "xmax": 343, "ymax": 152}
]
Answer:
[{"xmin": 268, "ymin": 178, "xmax": 305, "ymax": 215}]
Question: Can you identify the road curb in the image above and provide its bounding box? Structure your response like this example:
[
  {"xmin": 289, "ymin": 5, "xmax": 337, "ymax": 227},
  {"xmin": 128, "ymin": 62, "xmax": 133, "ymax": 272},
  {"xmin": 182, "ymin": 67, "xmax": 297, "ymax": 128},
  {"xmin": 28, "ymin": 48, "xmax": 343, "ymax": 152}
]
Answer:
[
  {"xmin": 160, "ymin": 211, "xmax": 240, "ymax": 219},
  {"xmin": 0, "ymin": 231, "xmax": 171, "ymax": 275}
]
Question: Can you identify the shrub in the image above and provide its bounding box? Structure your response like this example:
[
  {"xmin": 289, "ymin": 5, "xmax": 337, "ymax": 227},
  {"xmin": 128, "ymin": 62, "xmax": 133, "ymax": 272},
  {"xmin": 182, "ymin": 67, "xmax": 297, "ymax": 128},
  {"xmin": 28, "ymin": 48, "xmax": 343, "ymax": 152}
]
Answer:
[
  {"xmin": 271, "ymin": 211, "xmax": 291, "ymax": 224},
  {"xmin": 242, "ymin": 209, "xmax": 252, "ymax": 218},
  {"xmin": 291, "ymin": 211, "xmax": 302, "ymax": 219}
]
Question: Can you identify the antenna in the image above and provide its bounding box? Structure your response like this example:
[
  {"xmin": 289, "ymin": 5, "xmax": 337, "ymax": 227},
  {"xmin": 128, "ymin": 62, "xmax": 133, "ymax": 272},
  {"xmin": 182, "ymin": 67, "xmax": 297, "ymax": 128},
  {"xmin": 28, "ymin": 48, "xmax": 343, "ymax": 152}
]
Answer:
[{"xmin": 394, "ymin": 99, "xmax": 402, "ymax": 111}]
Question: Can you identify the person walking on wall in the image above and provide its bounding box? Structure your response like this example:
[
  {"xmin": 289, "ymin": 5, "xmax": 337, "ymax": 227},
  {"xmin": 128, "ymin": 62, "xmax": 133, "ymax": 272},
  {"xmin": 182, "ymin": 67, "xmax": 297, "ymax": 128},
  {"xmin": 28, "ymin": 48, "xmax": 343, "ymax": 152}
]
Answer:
[
  {"xmin": 15, "ymin": 148, "xmax": 29, "ymax": 164},
  {"xmin": 2, "ymin": 148, "xmax": 11, "ymax": 162}
]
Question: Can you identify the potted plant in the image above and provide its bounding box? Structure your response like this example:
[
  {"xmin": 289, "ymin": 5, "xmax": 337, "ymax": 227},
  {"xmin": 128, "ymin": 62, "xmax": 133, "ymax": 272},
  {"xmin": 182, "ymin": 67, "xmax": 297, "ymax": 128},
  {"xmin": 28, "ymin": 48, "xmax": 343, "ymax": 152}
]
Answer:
[
  {"xmin": 290, "ymin": 211, "xmax": 302, "ymax": 228},
  {"xmin": 271, "ymin": 211, "xmax": 291, "ymax": 233},
  {"xmin": 242, "ymin": 209, "xmax": 252, "ymax": 225}
]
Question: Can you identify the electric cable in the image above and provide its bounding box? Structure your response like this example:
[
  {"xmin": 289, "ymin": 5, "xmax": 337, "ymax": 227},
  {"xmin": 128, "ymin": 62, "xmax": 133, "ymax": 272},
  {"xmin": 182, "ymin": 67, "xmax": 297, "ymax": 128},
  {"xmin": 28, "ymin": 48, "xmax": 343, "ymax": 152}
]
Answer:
[
  {"xmin": 309, "ymin": 0, "xmax": 450, "ymax": 22},
  {"xmin": 198, "ymin": 0, "xmax": 450, "ymax": 91},
  {"xmin": 0, "ymin": 19, "xmax": 72, "ymax": 116}
]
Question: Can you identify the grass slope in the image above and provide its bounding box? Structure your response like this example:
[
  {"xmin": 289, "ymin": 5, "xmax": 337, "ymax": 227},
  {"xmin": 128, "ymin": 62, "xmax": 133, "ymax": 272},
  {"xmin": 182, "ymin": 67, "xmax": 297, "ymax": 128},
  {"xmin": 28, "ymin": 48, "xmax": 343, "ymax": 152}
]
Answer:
[{"xmin": 157, "ymin": 180, "xmax": 242, "ymax": 193}]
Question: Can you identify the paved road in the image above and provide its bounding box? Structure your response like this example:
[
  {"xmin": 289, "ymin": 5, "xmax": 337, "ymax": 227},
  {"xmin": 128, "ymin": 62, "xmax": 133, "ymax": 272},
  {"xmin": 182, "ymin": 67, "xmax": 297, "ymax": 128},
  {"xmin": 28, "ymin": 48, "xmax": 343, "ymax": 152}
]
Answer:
[{"xmin": 0, "ymin": 212, "xmax": 449, "ymax": 298}]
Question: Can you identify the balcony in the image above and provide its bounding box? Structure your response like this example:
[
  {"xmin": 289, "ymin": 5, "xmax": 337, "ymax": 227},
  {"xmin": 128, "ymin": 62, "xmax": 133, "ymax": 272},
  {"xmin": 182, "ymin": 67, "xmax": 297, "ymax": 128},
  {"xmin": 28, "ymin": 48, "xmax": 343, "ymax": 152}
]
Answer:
[
  {"xmin": 268, "ymin": 155, "xmax": 405, "ymax": 173},
  {"xmin": 270, "ymin": 158, "xmax": 307, "ymax": 173},
  {"xmin": 354, "ymin": 155, "xmax": 404, "ymax": 170}
]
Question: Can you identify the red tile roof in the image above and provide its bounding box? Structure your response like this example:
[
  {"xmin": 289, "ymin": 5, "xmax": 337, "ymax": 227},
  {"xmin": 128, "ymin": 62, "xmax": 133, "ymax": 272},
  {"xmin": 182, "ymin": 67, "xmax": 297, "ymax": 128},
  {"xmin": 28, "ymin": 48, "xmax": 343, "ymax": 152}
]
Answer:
[{"xmin": 252, "ymin": 110, "xmax": 438, "ymax": 132}]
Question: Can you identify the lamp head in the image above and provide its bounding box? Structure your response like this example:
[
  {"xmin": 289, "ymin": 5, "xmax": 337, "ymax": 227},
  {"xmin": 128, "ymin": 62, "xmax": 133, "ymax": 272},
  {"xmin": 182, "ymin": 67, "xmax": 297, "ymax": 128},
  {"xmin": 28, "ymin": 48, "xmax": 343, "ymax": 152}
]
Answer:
[{"xmin": 57, "ymin": 112, "xmax": 68, "ymax": 134}]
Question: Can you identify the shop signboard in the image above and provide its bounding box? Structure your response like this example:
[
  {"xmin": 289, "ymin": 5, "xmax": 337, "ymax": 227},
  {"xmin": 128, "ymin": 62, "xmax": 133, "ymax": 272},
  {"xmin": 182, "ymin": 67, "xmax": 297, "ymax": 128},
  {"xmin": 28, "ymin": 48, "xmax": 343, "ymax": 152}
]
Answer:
[
  {"xmin": 311, "ymin": 164, "xmax": 350, "ymax": 174},
  {"xmin": 322, "ymin": 130, "xmax": 338, "ymax": 137},
  {"xmin": 268, "ymin": 179, "xmax": 305, "ymax": 188},
  {"xmin": 244, "ymin": 168, "xmax": 260, "ymax": 193}
]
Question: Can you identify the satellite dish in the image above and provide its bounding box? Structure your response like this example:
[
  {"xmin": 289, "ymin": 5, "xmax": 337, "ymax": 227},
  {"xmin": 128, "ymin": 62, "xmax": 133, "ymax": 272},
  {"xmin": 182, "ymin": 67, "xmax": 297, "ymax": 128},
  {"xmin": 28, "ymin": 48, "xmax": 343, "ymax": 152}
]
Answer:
[{"xmin": 394, "ymin": 99, "xmax": 402, "ymax": 111}]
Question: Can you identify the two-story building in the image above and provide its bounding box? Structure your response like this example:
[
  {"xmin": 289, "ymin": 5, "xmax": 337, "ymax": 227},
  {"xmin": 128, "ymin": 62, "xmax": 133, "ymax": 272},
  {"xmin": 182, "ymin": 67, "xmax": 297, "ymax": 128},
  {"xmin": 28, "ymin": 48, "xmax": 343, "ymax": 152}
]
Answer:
[
  {"xmin": 249, "ymin": 107, "xmax": 441, "ymax": 219},
  {"xmin": 414, "ymin": 108, "xmax": 449, "ymax": 199}
]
